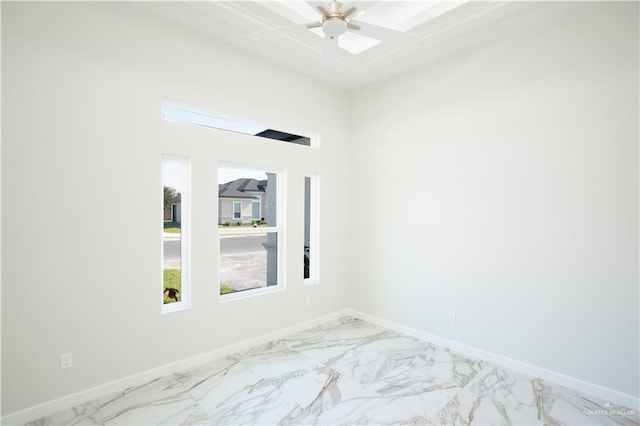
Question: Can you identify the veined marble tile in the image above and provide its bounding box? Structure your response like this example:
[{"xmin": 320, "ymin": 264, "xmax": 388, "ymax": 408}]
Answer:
[
  {"xmin": 328, "ymin": 347, "xmax": 457, "ymax": 397},
  {"xmin": 531, "ymin": 381, "xmax": 639, "ymax": 426},
  {"xmin": 463, "ymin": 364, "xmax": 639, "ymax": 426},
  {"xmin": 364, "ymin": 391, "xmax": 456, "ymax": 425},
  {"xmin": 183, "ymin": 360, "xmax": 263, "ymax": 417},
  {"xmin": 238, "ymin": 345, "xmax": 320, "ymax": 381},
  {"xmin": 179, "ymin": 405, "xmax": 211, "ymax": 425},
  {"xmin": 24, "ymin": 401, "xmax": 103, "ymax": 426},
  {"xmin": 209, "ymin": 394, "xmax": 303, "ymax": 425},
  {"xmin": 413, "ymin": 343, "xmax": 487, "ymax": 388},
  {"xmin": 285, "ymin": 329, "xmax": 405, "ymax": 369},
  {"xmin": 316, "ymin": 335, "xmax": 464, "ymax": 404},
  {"xmin": 321, "ymin": 316, "xmax": 385, "ymax": 337},
  {"xmin": 344, "ymin": 330, "xmax": 432, "ymax": 356},
  {"xmin": 280, "ymin": 317, "xmax": 386, "ymax": 356},
  {"xmin": 276, "ymin": 366, "xmax": 341, "ymax": 408},
  {"xmin": 463, "ymin": 364, "xmax": 553, "ymax": 424},
  {"xmin": 434, "ymin": 388, "xmax": 543, "ymax": 425},
  {"xmin": 303, "ymin": 368, "xmax": 377, "ymax": 417},
  {"xmin": 175, "ymin": 355, "xmax": 241, "ymax": 395},
  {"xmin": 235, "ymin": 339, "xmax": 299, "ymax": 363},
  {"xmin": 313, "ymin": 393, "xmax": 386, "ymax": 425},
  {"xmin": 316, "ymin": 388, "xmax": 453, "ymax": 425},
  {"xmin": 199, "ymin": 363, "xmax": 343, "ymax": 422},
  {"xmin": 97, "ymin": 374, "xmax": 199, "ymax": 425}
]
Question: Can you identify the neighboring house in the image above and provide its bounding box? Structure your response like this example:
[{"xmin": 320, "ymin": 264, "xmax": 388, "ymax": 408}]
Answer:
[
  {"xmin": 218, "ymin": 178, "xmax": 268, "ymax": 224},
  {"xmin": 163, "ymin": 201, "xmax": 181, "ymax": 223},
  {"xmin": 170, "ymin": 201, "xmax": 181, "ymax": 224}
]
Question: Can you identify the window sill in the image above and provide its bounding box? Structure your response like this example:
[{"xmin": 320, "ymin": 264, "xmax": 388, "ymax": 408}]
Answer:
[
  {"xmin": 218, "ymin": 285, "xmax": 284, "ymax": 303},
  {"xmin": 161, "ymin": 301, "xmax": 191, "ymax": 314}
]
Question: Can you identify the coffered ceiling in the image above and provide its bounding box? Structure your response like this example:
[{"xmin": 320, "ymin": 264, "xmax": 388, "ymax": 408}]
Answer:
[{"xmin": 135, "ymin": 1, "xmax": 579, "ymax": 90}]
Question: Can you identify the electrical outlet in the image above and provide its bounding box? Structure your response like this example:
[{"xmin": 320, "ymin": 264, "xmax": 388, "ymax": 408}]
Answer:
[
  {"xmin": 305, "ymin": 296, "xmax": 311, "ymax": 306},
  {"xmin": 60, "ymin": 352, "xmax": 73, "ymax": 370},
  {"xmin": 448, "ymin": 311, "xmax": 456, "ymax": 323}
]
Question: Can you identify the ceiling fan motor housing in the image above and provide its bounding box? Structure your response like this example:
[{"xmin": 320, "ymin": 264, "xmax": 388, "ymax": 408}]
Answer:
[{"xmin": 323, "ymin": 17, "xmax": 347, "ymax": 37}]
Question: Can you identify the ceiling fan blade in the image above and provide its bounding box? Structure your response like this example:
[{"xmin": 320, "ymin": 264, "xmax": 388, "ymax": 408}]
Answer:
[
  {"xmin": 247, "ymin": 22, "xmax": 316, "ymax": 40},
  {"xmin": 321, "ymin": 36, "xmax": 338, "ymax": 69},
  {"xmin": 341, "ymin": 1, "xmax": 376, "ymax": 16},
  {"xmin": 317, "ymin": 5, "xmax": 332, "ymax": 18},
  {"xmin": 347, "ymin": 22, "xmax": 360, "ymax": 31},
  {"xmin": 348, "ymin": 19, "xmax": 416, "ymax": 43},
  {"xmin": 306, "ymin": 1, "xmax": 331, "ymax": 18},
  {"xmin": 342, "ymin": 6, "xmax": 356, "ymax": 18}
]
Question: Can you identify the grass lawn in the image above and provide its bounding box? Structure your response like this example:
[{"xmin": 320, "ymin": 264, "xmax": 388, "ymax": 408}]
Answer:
[
  {"xmin": 165, "ymin": 269, "xmax": 239, "ymax": 300},
  {"xmin": 218, "ymin": 225, "xmax": 268, "ymax": 230},
  {"xmin": 220, "ymin": 284, "xmax": 237, "ymax": 295},
  {"xmin": 163, "ymin": 269, "xmax": 181, "ymax": 303},
  {"xmin": 164, "ymin": 221, "xmax": 181, "ymax": 233}
]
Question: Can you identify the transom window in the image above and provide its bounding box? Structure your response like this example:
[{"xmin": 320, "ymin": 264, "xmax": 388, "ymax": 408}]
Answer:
[{"xmin": 163, "ymin": 104, "xmax": 312, "ymax": 147}]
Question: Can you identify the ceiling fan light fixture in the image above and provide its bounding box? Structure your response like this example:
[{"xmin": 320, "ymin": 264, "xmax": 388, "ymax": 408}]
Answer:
[{"xmin": 322, "ymin": 17, "xmax": 347, "ymax": 37}]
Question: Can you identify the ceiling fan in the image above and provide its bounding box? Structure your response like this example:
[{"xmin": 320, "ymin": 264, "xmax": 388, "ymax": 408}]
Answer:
[{"xmin": 247, "ymin": 1, "xmax": 416, "ymax": 67}]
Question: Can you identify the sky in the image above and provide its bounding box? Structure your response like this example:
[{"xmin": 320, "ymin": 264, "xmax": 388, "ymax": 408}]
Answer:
[
  {"xmin": 218, "ymin": 167, "xmax": 268, "ymax": 184},
  {"xmin": 162, "ymin": 159, "xmax": 185, "ymax": 192},
  {"xmin": 162, "ymin": 159, "xmax": 268, "ymax": 192}
]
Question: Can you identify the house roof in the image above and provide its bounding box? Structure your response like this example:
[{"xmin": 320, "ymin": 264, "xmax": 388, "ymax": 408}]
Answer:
[{"xmin": 219, "ymin": 178, "xmax": 267, "ymax": 199}]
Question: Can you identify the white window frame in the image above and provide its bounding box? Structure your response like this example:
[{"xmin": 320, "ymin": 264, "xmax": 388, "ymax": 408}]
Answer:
[
  {"xmin": 233, "ymin": 201, "xmax": 242, "ymax": 220},
  {"xmin": 162, "ymin": 156, "xmax": 191, "ymax": 314},
  {"xmin": 218, "ymin": 164, "xmax": 285, "ymax": 302},
  {"xmin": 304, "ymin": 173, "xmax": 320, "ymax": 285}
]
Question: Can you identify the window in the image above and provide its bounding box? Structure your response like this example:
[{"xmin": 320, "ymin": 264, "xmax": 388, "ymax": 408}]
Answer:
[
  {"xmin": 219, "ymin": 165, "xmax": 282, "ymax": 297},
  {"xmin": 162, "ymin": 157, "xmax": 190, "ymax": 312},
  {"xmin": 233, "ymin": 201, "xmax": 242, "ymax": 220},
  {"xmin": 304, "ymin": 174, "xmax": 319, "ymax": 283},
  {"xmin": 163, "ymin": 104, "xmax": 312, "ymax": 147}
]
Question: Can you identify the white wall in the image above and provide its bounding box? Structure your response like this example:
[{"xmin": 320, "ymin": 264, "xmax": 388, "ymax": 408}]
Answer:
[
  {"xmin": 1, "ymin": 2, "xmax": 351, "ymax": 414},
  {"xmin": 350, "ymin": 2, "xmax": 638, "ymax": 398}
]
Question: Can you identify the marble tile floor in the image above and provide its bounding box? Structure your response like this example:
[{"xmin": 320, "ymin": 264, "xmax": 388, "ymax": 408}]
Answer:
[{"xmin": 25, "ymin": 317, "xmax": 638, "ymax": 425}]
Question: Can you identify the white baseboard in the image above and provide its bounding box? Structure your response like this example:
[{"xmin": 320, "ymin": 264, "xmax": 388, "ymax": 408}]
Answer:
[
  {"xmin": 346, "ymin": 309, "xmax": 640, "ymax": 412},
  {"xmin": 1, "ymin": 309, "xmax": 351, "ymax": 425}
]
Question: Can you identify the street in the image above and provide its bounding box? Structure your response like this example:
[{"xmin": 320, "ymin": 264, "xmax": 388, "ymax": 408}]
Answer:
[
  {"xmin": 163, "ymin": 234, "xmax": 268, "ymax": 265},
  {"xmin": 163, "ymin": 235, "xmax": 270, "ymax": 291},
  {"xmin": 220, "ymin": 234, "xmax": 267, "ymax": 254}
]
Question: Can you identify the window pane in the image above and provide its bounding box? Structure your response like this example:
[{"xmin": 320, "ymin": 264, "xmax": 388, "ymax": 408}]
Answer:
[
  {"xmin": 304, "ymin": 176, "xmax": 311, "ymax": 280},
  {"xmin": 220, "ymin": 232, "xmax": 278, "ymax": 295},
  {"xmin": 233, "ymin": 201, "xmax": 242, "ymax": 220},
  {"xmin": 304, "ymin": 175, "xmax": 318, "ymax": 283},
  {"xmin": 163, "ymin": 157, "xmax": 187, "ymax": 306},
  {"xmin": 219, "ymin": 164, "xmax": 280, "ymax": 296},
  {"xmin": 219, "ymin": 167, "xmax": 276, "ymax": 226}
]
